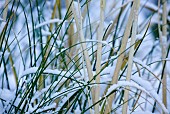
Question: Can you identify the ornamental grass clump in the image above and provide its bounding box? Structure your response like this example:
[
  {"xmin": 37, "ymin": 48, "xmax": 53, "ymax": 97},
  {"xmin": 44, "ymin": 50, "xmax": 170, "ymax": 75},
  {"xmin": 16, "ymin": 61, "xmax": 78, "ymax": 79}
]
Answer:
[{"xmin": 0, "ymin": 0, "xmax": 169, "ymax": 113}]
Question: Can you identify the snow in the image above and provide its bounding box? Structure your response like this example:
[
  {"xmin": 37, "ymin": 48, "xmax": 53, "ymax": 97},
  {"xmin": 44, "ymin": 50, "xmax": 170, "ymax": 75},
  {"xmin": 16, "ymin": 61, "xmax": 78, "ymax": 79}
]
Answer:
[
  {"xmin": 0, "ymin": 88, "xmax": 14, "ymax": 101},
  {"xmin": 30, "ymin": 86, "xmax": 51, "ymax": 103},
  {"xmin": 106, "ymin": 81, "xmax": 169, "ymax": 114},
  {"xmin": 132, "ymin": 110, "xmax": 153, "ymax": 114},
  {"xmin": 133, "ymin": 58, "xmax": 153, "ymax": 73},
  {"xmin": 27, "ymin": 103, "xmax": 56, "ymax": 113},
  {"xmin": 136, "ymin": 34, "xmax": 144, "ymax": 41},
  {"xmin": 86, "ymin": 39, "xmax": 112, "ymax": 47},
  {"xmin": 131, "ymin": 76, "xmax": 153, "ymax": 91},
  {"xmin": 106, "ymin": 81, "xmax": 148, "ymax": 97},
  {"xmin": 140, "ymin": 1, "xmax": 158, "ymax": 12},
  {"xmin": 0, "ymin": 52, "xmax": 3, "ymax": 57},
  {"xmin": 21, "ymin": 67, "xmax": 84, "ymax": 80},
  {"xmin": 132, "ymin": 76, "xmax": 169, "ymax": 113},
  {"xmin": 56, "ymin": 48, "xmax": 67, "ymax": 56},
  {"xmin": 35, "ymin": 19, "xmax": 71, "ymax": 29},
  {"xmin": 0, "ymin": 21, "xmax": 6, "ymax": 33},
  {"xmin": 161, "ymin": 36, "xmax": 167, "ymax": 47},
  {"xmin": 21, "ymin": 67, "xmax": 39, "ymax": 77},
  {"xmin": 27, "ymin": 83, "xmax": 83, "ymax": 113},
  {"xmin": 36, "ymin": 103, "xmax": 56, "ymax": 113},
  {"xmin": 0, "ymin": 51, "xmax": 9, "ymax": 59},
  {"xmin": 55, "ymin": 84, "xmax": 83, "ymax": 112},
  {"xmin": 74, "ymin": 106, "xmax": 81, "ymax": 113},
  {"xmin": 41, "ymin": 29, "xmax": 51, "ymax": 36}
]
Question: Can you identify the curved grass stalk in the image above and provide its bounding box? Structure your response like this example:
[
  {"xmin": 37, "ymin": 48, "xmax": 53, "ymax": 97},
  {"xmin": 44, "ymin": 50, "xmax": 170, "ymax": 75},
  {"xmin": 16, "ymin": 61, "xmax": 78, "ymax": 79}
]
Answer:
[
  {"xmin": 104, "ymin": 1, "xmax": 139, "ymax": 113},
  {"xmin": 70, "ymin": 0, "xmax": 94, "ymax": 107},
  {"xmin": 152, "ymin": 0, "xmax": 168, "ymax": 112},
  {"xmin": 38, "ymin": 0, "xmax": 59, "ymax": 90},
  {"xmin": 1, "ymin": 1, "xmax": 18, "ymax": 86},
  {"xmin": 3, "ymin": 0, "xmax": 9, "ymax": 20},
  {"xmin": 94, "ymin": 0, "xmax": 105, "ymax": 113},
  {"xmin": 161, "ymin": 0, "xmax": 167, "ymax": 109},
  {"xmin": 66, "ymin": 0, "xmax": 79, "ymax": 69},
  {"xmin": 122, "ymin": 1, "xmax": 140, "ymax": 113}
]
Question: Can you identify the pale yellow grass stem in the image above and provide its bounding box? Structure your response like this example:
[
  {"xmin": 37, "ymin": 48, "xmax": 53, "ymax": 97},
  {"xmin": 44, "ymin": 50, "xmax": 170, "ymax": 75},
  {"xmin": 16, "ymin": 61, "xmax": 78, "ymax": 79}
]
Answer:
[
  {"xmin": 122, "ymin": 1, "xmax": 140, "ymax": 113},
  {"xmin": 104, "ymin": 1, "xmax": 140, "ymax": 113},
  {"xmin": 70, "ymin": 0, "xmax": 94, "ymax": 104},
  {"xmin": 2, "ymin": 0, "xmax": 18, "ymax": 85},
  {"xmin": 161, "ymin": 0, "xmax": 167, "ymax": 110},
  {"xmin": 95, "ymin": 0, "xmax": 105, "ymax": 113}
]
